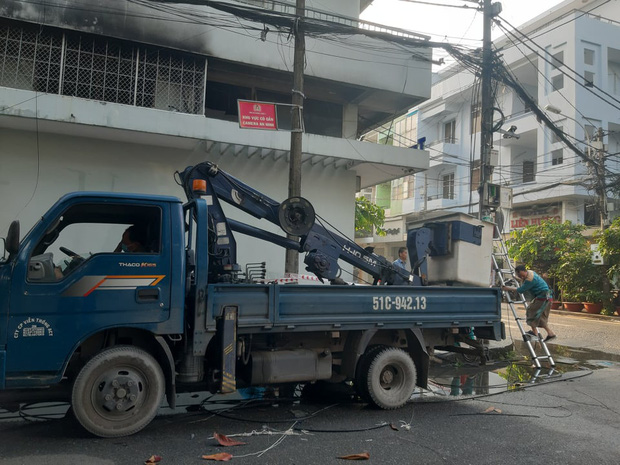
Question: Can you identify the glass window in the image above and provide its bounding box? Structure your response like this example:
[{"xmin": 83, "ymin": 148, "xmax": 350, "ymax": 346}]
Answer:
[
  {"xmin": 470, "ymin": 105, "xmax": 481, "ymax": 134},
  {"xmin": 584, "ymin": 48, "xmax": 595, "ymax": 66},
  {"xmin": 552, "ymin": 149, "xmax": 563, "ymax": 165},
  {"xmin": 584, "ymin": 71, "xmax": 595, "ymax": 87},
  {"xmin": 551, "ymin": 51, "xmax": 564, "ymax": 69},
  {"xmin": 523, "ymin": 161, "xmax": 535, "ymax": 183},
  {"xmin": 551, "ymin": 126, "xmax": 563, "ymax": 144},
  {"xmin": 444, "ymin": 120, "xmax": 456, "ymax": 143},
  {"xmin": 442, "ymin": 173, "xmax": 455, "ymax": 199},
  {"xmin": 552, "ymin": 74, "xmax": 564, "ymax": 91},
  {"xmin": 471, "ymin": 160, "xmax": 481, "ymax": 191},
  {"xmin": 27, "ymin": 203, "xmax": 161, "ymax": 282}
]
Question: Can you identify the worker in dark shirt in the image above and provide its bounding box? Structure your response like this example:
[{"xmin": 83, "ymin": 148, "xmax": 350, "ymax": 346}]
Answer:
[{"xmin": 502, "ymin": 265, "xmax": 557, "ymax": 342}]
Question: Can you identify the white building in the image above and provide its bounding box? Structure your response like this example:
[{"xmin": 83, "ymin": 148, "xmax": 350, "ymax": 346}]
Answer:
[
  {"xmin": 360, "ymin": 0, "xmax": 620, "ymax": 260},
  {"xmin": 0, "ymin": 0, "xmax": 432, "ymax": 277}
]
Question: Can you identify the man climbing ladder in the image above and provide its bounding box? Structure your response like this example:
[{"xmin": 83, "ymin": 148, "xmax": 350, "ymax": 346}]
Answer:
[{"xmin": 502, "ymin": 265, "xmax": 557, "ymax": 342}]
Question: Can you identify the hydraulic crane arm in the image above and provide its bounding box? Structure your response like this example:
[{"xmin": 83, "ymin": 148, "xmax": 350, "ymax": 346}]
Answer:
[{"xmin": 179, "ymin": 162, "xmax": 426, "ymax": 285}]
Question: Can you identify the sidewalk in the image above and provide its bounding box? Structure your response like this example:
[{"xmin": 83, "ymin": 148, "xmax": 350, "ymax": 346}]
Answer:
[{"xmin": 503, "ymin": 302, "xmax": 620, "ymax": 322}]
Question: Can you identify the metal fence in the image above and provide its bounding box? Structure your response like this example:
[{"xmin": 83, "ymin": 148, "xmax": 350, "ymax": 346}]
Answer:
[{"xmin": 0, "ymin": 21, "xmax": 206, "ymax": 115}]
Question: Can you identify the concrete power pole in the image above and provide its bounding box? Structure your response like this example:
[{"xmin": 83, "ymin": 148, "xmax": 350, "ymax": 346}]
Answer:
[
  {"xmin": 285, "ymin": 0, "xmax": 305, "ymax": 274},
  {"xmin": 592, "ymin": 127, "xmax": 608, "ymax": 231},
  {"xmin": 478, "ymin": 0, "xmax": 501, "ymax": 220}
]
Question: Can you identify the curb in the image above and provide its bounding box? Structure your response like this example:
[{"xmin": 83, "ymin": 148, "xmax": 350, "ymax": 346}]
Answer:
[{"xmin": 550, "ymin": 308, "xmax": 620, "ymax": 321}]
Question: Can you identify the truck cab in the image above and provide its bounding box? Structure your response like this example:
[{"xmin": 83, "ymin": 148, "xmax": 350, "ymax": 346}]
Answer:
[{"xmin": 0, "ymin": 192, "xmax": 187, "ymax": 390}]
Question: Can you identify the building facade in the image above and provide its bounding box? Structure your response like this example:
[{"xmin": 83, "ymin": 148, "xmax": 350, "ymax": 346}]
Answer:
[
  {"xmin": 359, "ymin": 0, "xmax": 620, "ymax": 261},
  {"xmin": 0, "ymin": 0, "xmax": 432, "ymax": 277}
]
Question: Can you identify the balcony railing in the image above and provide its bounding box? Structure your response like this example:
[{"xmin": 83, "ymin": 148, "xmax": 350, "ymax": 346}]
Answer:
[{"xmin": 234, "ymin": 0, "xmax": 429, "ymax": 40}]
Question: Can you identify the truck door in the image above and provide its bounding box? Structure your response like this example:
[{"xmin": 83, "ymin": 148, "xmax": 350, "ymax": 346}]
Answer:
[{"xmin": 5, "ymin": 200, "xmax": 172, "ymax": 382}]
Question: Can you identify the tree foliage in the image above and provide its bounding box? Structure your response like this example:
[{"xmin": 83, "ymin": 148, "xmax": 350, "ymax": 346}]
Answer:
[
  {"xmin": 506, "ymin": 220, "xmax": 587, "ymax": 278},
  {"xmin": 596, "ymin": 216, "xmax": 620, "ymax": 279},
  {"xmin": 507, "ymin": 219, "xmax": 611, "ymax": 304},
  {"xmin": 355, "ymin": 197, "xmax": 386, "ymax": 237}
]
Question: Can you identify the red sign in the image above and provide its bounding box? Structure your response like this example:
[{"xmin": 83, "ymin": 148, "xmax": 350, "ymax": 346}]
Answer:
[
  {"xmin": 511, "ymin": 206, "xmax": 561, "ymax": 229},
  {"xmin": 238, "ymin": 100, "xmax": 277, "ymax": 130}
]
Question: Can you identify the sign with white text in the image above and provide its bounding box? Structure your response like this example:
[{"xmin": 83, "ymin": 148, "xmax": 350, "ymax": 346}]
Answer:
[{"xmin": 238, "ymin": 100, "xmax": 277, "ymax": 130}]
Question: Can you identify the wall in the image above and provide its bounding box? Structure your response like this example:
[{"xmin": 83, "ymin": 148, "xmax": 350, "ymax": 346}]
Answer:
[
  {"xmin": 0, "ymin": 0, "xmax": 431, "ymax": 100},
  {"xmin": 0, "ymin": 128, "xmax": 356, "ymax": 277}
]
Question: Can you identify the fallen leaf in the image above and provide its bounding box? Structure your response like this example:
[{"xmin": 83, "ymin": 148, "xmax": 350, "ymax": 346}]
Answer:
[
  {"xmin": 202, "ymin": 453, "xmax": 233, "ymax": 461},
  {"xmin": 214, "ymin": 432, "xmax": 246, "ymax": 447},
  {"xmin": 145, "ymin": 455, "xmax": 162, "ymax": 464},
  {"xmin": 483, "ymin": 406, "xmax": 502, "ymax": 414},
  {"xmin": 389, "ymin": 423, "xmax": 399, "ymax": 431},
  {"xmin": 338, "ymin": 452, "xmax": 370, "ymax": 460}
]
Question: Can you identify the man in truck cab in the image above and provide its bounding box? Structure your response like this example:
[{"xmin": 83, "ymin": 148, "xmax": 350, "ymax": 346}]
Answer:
[{"xmin": 113, "ymin": 225, "xmax": 147, "ymax": 253}]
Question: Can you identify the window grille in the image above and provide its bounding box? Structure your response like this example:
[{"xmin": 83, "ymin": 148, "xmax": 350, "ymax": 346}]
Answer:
[{"xmin": 0, "ymin": 20, "xmax": 205, "ymax": 115}]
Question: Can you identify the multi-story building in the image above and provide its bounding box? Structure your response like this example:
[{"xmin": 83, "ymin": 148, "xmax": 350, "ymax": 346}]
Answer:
[
  {"xmin": 0, "ymin": 0, "xmax": 432, "ymax": 277},
  {"xmin": 359, "ymin": 0, "xmax": 620, "ymax": 262}
]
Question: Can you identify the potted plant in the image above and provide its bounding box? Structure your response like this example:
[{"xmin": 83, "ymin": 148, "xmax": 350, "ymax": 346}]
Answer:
[
  {"xmin": 582, "ymin": 289, "xmax": 604, "ymax": 314},
  {"xmin": 561, "ymin": 291, "xmax": 584, "ymax": 312}
]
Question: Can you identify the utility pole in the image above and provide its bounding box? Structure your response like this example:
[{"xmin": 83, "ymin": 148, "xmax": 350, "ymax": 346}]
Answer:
[
  {"xmin": 285, "ymin": 0, "xmax": 305, "ymax": 274},
  {"xmin": 592, "ymin": 127, "xmax": 608, "ymax": 231},
  {"xmin": 478, "ymin": 0, "xmax": 501, "ymax": 221}
]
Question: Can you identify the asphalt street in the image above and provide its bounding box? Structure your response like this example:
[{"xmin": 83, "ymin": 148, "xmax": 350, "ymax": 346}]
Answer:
[{"xmin": 1, "ymin": 308, "xmax": 619, "ymax": 465}]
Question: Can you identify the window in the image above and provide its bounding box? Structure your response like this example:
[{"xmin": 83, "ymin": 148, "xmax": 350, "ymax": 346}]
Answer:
[
  {"xmin": 584, "ymin": 203, "xmax": 601, "ymax": 227},
  {"xmin": 27, "ymin": 204, "xmax": 161, "ymax": 282},
  {"xmin": 551, "ymin": 126, "xmax": 563, "ymax": 144},
  {"xmin": 470, "ymin": 104, "xmax": 481, "ymax": 134},
  {"xmin": 0, "ymin": 20, "xmax": 206, "ymax": 115},
  {"xmin": 523, "ymin": 161, "xmax": 535, "ymax": 183},
  {"xmin": 471, "ymin": 159, "xmax": 481, "ymax": 191},
  {"xmin": 442, "ymin": 173, "xmax": 455, "ymax": 199},
  {"xmin": 391, "ymin": 176, "xmax": 415, "ymax": 200},
  {"xmin": 551, "ymin": 51, "xmax": 564, "ymax": 69},
  {"xmin": 552, "ymin": 149, "xmax": 563, "ymax": 165},
  {"xmin": 444, "ymin": 120, "xmax": 456, "ymax": 143},
  {"xmin": 584, "ymin": 71, "xmax": 595, "ymax": 87},
  {"xmin": 584, "ymin": 48, "xmax": 595, "ymax": 66},
  {"xmin": 551, "ymin": 74, "xmax": 564, "ymax": 91}
]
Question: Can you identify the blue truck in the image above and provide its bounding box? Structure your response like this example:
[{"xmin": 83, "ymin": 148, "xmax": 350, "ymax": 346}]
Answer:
[{"xmin": 0, "ymin": 162, "xmax": 503, "ymax": 437}]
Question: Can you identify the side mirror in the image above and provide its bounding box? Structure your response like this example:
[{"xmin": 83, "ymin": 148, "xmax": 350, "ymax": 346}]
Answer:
[{"xmin": 6, "ymin": 220, "xmax": 20, "ymax": 255}]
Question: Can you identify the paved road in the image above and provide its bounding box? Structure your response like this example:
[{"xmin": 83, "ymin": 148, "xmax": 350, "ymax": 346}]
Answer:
[
  {"xmin": 1, "ymin": 309, "xmax": 619, "ymax": 464},
  {"xmin": 1, "ymin": 364, "xmax": 619, "ymax": 465}
]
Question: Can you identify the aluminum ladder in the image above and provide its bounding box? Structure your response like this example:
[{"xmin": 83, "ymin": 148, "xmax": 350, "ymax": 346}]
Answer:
[{"xmin": 491, "ymin": 225, "xmax": 555, "ymax": 369}]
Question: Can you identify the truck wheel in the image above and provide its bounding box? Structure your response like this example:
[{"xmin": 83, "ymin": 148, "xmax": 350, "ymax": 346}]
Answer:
[
  {"xmin": 71, "ymin": 346, "xmax": 165, "ymax": 438},
  {"xmin": 354, "ymin": 345, "xmax": 386, "ymax": 402},
  {"xmin": 365, "ymin": 347, "xmax": 417, "ymax": 410}
]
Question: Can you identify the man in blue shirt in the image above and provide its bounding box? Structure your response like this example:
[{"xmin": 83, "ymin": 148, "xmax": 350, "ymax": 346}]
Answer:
[
  {"xmin": 503, "ymin": 265, "xmax": 557, "ymax": 342},
  {"xmin": 393, "ymin": 247, "xmax": 408, "ymax": 271}
]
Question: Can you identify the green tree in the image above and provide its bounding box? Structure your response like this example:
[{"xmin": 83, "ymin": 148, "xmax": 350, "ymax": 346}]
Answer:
[
  {"xmin": 596, "ymin": 216, "xmax": 620, "ymax": 280},
  {"xmin": 355, "ymin": 197, "xmax": 386, "ymax": 237},
  {"xmin": 506, "ymin": 220, "xmax": 587, "ymax": 284}
]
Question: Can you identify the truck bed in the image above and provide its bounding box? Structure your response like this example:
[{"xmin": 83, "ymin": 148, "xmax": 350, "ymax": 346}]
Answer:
[{"xmin": 201, "ymin": 283, "xmax": 503, "ymax": 336}]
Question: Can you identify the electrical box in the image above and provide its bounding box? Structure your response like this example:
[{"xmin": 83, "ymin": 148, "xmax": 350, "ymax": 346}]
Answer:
[
  {"xmin": 500, "ymin": 186, "xmax": 512, "ymax": 209},
  {"xmin": 482, "ymin": 183, "xmax": 501, "ymax": 209},
  {"xmin": 481, "ymin": 183, "xmax": 512, "ymax": 209},
  {"xmin": 407, "ymin": 212, "xmax": 494, "ymax": 287},
  {"xmin": 591, "ymin": 244, "xmax": 605, "ymax": 265}
]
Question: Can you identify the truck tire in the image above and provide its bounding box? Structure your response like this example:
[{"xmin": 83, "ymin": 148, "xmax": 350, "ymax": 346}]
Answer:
[
  {"xmin": 364, "ymin": 347, "xmax": 417, "ymax": 410},
  {"xmin": 71, "ymin": 346, "xmax": 165, "ymax": 438},
  {"xmin": 354, "ymin": 345, "xmax": 386, "ymax": 402}
]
